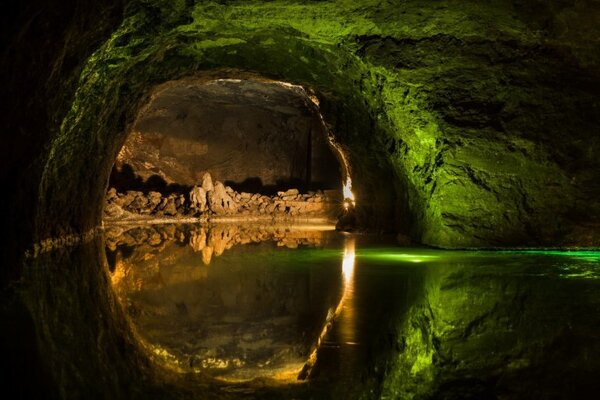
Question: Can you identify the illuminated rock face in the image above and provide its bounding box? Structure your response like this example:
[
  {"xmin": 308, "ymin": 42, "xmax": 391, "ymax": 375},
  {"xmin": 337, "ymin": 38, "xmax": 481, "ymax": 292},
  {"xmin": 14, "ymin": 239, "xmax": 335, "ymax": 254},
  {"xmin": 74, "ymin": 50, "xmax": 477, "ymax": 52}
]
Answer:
[
  {"xmin": 5, "ymin": 0, "xmax": 600, "ymax": 257},
  {"xmin": 111, "ymin": 79, "xmax": 341, "ymax": 193}
]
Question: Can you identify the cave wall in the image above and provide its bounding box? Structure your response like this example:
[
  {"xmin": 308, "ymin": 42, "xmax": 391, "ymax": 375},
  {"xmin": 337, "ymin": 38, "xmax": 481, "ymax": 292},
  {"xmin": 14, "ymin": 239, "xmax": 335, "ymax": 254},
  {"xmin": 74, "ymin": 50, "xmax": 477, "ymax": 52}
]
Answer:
[
  {"xmin": 4, "ymin": 0, "xmax": 600, "ymax": 265},
  {"xmin": 112, "ymin": 79, "xmax": 341, "ymax": 193}
]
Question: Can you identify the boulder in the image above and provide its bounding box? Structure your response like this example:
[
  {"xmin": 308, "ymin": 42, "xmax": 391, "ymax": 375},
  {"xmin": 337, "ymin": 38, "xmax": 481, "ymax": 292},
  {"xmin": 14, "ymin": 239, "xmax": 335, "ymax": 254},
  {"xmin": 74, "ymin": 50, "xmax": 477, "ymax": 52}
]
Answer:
[
  {"xmin": 163, "ymin": 198, "xmax": 178, "ymax": 216},
  {"xmin": 130, "ymin": 194, "xmax": 148, "ymax": 210},
  {"xmin": 189, "ymin": 186, "xmax": 207, "ymax": 212},
  {"xmin": 106, "ymin": 187, "xmax": 117, "ymax": 201},
  {"xmin": 148, "ymin": 191, "xmax": 162, "ymax": 208},
  {"xmin": 208, "ymin": 181, "xmax": 238, "ymax": 214},
  {"xmin": 104, "ymin": 203, "xmax": 124, "ymax": 219},
  {"xmin": 201, "ymin": 172, "xmax": 214, "ymax": 192},
  {"xmin": 283, "ymin": 188, "xmax": 299, "ymax": 196},
  {"xmin": 114, "ymin": 191, "xmax": 136, "ymax": 207}
]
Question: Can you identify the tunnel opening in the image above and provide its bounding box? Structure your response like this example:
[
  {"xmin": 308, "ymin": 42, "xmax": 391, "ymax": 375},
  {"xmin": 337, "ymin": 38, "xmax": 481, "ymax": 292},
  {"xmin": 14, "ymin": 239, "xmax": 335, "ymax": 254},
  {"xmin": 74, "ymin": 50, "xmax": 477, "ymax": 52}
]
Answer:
[{"xmin": 103, "ymin": 77, "xmax": 355, "ymax": 223}]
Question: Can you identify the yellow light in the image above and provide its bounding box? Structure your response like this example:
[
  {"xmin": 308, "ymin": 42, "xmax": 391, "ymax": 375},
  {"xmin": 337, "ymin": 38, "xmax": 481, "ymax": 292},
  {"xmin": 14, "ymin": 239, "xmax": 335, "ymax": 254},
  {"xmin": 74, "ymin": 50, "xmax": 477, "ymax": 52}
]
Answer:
[
  {"xmin": 299, "ymin": 237, "xmax": 356, "ymax": 380},
  {"xmin": 342, "ymin": 237, "xmax": 356, "ymax": 285},
  {"xmin": 342, "ymin": 178, "xmax": 355, "ymax": 205}
]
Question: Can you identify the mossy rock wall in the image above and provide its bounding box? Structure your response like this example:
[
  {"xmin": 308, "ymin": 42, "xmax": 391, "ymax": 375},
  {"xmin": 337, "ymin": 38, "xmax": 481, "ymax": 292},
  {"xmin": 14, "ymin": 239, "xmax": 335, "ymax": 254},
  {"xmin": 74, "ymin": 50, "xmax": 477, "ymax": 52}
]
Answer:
[{"xmin": 4, "ymin": 0, "xmax": 600, "ymax": 258}]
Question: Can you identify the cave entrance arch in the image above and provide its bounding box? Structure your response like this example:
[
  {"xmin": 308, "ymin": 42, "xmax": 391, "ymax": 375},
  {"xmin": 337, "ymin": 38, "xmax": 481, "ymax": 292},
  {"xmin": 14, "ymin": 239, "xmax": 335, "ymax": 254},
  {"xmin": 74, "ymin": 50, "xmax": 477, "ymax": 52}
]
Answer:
[
  {"xmin": 36, "ymin": 36, "xmax": 398, "ymax": 246},
  {"xmin": 104, "ymin": 74, "xmax": 358, "ymax": 221},
  {"xmin": 111, "ymin": 77, "xmax": 343, "ymax": 196}
]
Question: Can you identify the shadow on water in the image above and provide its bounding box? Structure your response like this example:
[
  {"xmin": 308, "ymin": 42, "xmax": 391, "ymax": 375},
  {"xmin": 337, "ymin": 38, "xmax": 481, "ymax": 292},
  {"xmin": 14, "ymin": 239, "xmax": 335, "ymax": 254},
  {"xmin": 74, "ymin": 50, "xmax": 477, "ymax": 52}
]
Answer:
[{"xmin": 6, "ymin": 224, "xmax": 600, "ymax": 399}]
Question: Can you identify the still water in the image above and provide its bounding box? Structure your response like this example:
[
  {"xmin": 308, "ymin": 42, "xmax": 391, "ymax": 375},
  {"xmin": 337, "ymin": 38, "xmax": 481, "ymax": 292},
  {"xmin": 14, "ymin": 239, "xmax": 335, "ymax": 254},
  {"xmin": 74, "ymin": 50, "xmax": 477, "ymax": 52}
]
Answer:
[{"xmin": 104, "ymin": 223, "xmax": 600, "ymax": 399}]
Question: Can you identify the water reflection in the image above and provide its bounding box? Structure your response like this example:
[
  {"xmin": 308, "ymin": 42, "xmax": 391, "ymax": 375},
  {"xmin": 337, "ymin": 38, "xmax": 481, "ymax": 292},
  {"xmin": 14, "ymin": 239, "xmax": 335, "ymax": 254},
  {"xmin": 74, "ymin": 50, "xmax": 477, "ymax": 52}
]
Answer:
[
  {"xmin": 299, "ymin": 236, "xmax": 356, "ymax": 379},
  {"xmin": 105, "ymin": 222, "xmax": 334, "ymax": 268},
  {"xmin": 106, "ymin": 222, "xmax": 345, "ymax": 381},
  {"xmin": 100, "ymin": 224, "xmax": 600, "ymax": 398}
]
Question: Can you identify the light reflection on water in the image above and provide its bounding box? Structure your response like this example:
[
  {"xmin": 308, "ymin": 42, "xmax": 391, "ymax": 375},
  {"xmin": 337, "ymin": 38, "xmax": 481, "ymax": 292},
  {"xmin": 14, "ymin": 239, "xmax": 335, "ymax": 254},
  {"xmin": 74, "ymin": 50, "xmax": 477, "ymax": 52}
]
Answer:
[
  {"xmin": 106, "ymin": 222, "xmax": 348, "ymax": 381},
  {"xmin": 105, "ymin": 223, "xmax": 600, "ymax": 397}
]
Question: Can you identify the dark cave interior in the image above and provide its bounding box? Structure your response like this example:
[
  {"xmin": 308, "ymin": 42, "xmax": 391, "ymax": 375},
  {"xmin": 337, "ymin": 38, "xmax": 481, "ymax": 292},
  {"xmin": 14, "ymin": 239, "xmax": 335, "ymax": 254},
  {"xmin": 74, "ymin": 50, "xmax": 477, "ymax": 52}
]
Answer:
[{"xmin": 2, "ymin": 1, "xmax": 600, "ymax": 399}]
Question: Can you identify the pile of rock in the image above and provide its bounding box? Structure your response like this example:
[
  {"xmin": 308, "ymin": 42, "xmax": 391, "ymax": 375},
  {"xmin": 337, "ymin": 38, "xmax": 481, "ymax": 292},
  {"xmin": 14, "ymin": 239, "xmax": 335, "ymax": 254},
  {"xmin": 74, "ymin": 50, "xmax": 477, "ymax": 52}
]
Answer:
[{"xmin": 104, "ymin": 173, "xmax": 336, "ymax": 221}]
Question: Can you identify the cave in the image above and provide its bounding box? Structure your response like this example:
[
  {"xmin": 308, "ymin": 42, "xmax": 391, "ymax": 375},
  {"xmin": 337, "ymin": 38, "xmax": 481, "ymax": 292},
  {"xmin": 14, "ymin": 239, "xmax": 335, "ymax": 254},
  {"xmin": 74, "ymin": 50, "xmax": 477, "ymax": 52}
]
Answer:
[
  {"xmin": 104, "ymin": 76, "xmax": 346, "ymax": 222},
  {"xmin": 2, "ymin": 1, "xmax": 600, "ymax": 399}
]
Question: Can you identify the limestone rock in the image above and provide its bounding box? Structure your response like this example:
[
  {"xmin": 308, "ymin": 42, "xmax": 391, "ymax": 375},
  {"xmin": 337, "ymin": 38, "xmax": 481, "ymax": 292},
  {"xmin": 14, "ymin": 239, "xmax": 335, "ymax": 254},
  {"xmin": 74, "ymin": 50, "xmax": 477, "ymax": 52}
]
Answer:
[
  {"xmin": 163, "ymin": 197, "xmax": 178, "ymax": 216},
  {"xmin": 189, "ymin": 186, "xmax": 207, "ymax": 212},
  {"xmin": 208, "ymin": 181, "xmax": 238, "ymax": 214},
  {"xmin": 106, "ymin": 187, "xmax": 117, "ymax": 201},
  {"xmin": 104, "ymin": 203, "xmax": 124, "ymax": 219},
  {"xmin": 201, "ymin": 172, "xmax": 214, "ymax": 192},
  {"xmin": 148, "ymin": 191, "xmax": 162, "ymax": 208}
]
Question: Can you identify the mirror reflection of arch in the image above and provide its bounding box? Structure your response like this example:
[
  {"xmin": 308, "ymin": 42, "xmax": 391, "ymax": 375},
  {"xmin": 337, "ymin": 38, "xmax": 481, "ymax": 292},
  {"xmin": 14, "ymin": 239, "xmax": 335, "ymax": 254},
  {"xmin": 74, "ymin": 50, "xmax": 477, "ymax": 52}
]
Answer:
[{"xmin": 108, "ymin": 223, "xmax": 358, "ymax": 382}]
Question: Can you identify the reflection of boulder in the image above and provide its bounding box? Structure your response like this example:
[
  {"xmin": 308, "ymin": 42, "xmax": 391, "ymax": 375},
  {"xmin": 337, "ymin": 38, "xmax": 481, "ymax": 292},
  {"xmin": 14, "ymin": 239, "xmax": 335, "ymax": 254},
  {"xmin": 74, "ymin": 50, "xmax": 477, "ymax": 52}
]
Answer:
[
  {"xmin": 189, "ymin": 228, "xmax": 206, "ymax": 252},
  {"xmin": 208, "ymin": 225, "xmax": 237, "ymax": 256},
  {"xmin": 201, "ymin": 246, "xmax": 213, "ymax": 265},
  {"xmin": 104, "ymin": 223, "xmax": 331, "ymax": 271}
]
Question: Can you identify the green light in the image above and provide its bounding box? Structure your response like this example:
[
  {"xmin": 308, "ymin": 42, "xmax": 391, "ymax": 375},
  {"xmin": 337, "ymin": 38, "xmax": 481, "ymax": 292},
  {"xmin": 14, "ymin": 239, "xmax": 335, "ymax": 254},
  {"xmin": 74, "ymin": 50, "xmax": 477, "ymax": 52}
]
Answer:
[
  {"xmin": 499, "ymin": 250, "xmax": 600, "ymax": 262},
  {"xmin": 357, "ymin": 249, "xmax": 441, "ymax": 264}
]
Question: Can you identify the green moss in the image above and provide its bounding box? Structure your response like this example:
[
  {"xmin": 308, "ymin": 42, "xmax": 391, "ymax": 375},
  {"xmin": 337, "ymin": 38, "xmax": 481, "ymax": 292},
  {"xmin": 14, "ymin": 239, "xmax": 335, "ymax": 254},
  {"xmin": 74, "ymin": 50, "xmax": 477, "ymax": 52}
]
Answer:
[{"xmin": 39, "ymin": 0, "xmax": 600, "ymax": 247}]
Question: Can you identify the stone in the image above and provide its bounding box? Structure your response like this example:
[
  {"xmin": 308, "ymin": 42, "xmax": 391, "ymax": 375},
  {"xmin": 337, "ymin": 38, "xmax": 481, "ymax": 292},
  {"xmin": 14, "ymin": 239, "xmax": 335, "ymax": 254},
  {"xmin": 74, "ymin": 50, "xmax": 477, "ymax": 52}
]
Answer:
[
  {"xmin": 175, "ymin": 194, "xmax": 186, "ymax": 208},
  {"xmin": 207, "ymin": 181, "xmax": 238, "ymax": 214},
  {"xmin": 201, "ymin": 172, "xmax": 214, "ymax": 192},
  {"xmin": 130, "ymin": 194, "xmax": 148, "ymax": 210},
  {"xmin": 104, "ymin": 203, "xmax": 124, "ymax": 219},
  {"xmin": 157, "ymin": 197, "xmax": 168, "ymax": 210},
  {"xmin": 189, "ymin": 186, "xmax": 207, "ymax": 212},
  {"xmin": 163, "ymin": 198, "xmax": 178, "ymax": 216},
  {"xmin": 114, "ymin": 191, "xmax": 136, "ymax": 207},
  {"xmin": 148, "ymin": 191, "xmax": 162, "ymax": 208},
  {"xmin": 106, "ymin": 187, "xmax": 117, "ymax": 200},
  {"xmin": 283, "ymin": 188, "xmax": 299, "ymax": 196}
]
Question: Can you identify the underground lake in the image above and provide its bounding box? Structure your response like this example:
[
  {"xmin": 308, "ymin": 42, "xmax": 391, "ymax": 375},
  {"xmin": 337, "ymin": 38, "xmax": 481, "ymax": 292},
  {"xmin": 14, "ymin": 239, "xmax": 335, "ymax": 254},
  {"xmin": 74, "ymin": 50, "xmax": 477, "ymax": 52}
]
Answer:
[{"xmin": 14, "ymin": 223, "xmax": 600, "ymax": 399}]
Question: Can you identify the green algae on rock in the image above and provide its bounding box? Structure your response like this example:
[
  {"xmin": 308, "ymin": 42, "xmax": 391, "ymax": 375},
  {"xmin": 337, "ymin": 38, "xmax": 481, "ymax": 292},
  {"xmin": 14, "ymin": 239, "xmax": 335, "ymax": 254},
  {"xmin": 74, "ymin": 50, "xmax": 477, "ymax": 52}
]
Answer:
[{"xmin": 8, "ymin": 0, "xmax": 600, "ymax": 254}]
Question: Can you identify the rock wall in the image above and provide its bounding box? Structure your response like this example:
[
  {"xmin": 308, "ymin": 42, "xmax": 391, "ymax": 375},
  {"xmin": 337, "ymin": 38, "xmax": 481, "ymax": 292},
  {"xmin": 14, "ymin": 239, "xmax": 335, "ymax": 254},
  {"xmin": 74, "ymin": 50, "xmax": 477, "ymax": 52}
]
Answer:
[
  {"xmin": 19, "ymin": 0, "xmax": 597, "ymax": 251},
  {"xmin": 111, "ymin": 79, "xmax": 342, "ymax": 193}
]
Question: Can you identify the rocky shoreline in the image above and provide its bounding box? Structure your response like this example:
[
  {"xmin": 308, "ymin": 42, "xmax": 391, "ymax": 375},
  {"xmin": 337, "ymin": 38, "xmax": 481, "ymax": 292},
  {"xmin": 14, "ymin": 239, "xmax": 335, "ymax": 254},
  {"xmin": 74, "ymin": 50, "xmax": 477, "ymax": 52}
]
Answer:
[{"xmin": 104, "ymin": 173, "xmax": 339, "ymax": 222}]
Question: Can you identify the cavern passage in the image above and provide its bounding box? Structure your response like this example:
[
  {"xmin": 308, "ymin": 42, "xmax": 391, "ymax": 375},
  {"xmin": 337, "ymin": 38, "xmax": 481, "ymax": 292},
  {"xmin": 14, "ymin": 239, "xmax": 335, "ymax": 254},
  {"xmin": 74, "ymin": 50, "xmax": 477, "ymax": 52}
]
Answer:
[
  {"xmin": 112, "ymin": 78, "xmax": 341, "ymax": 194},
  {"xmin": 2, "ymin": 0, "xmax": 600, "ymax": 399},
  {"xmin": 104, "ymin": 77, "xmax": 346, "ymax": 222}
]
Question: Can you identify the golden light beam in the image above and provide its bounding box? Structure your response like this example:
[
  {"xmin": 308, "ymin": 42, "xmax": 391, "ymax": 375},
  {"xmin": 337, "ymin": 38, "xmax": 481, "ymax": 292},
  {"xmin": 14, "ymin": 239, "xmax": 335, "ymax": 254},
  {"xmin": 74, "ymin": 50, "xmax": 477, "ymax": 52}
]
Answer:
[{"xmin": 298, "ymin": 236, "xmax": 356, "ymax": 380}]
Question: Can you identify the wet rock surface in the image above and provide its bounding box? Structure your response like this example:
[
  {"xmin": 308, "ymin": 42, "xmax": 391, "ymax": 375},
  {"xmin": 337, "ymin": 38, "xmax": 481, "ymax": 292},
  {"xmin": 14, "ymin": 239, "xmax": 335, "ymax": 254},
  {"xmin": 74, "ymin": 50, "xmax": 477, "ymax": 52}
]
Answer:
[{"xmin": 104, "ymin": 174, "xmax": 338, "ymax": 221}]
